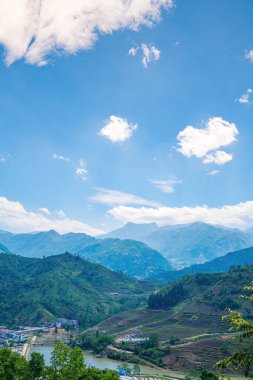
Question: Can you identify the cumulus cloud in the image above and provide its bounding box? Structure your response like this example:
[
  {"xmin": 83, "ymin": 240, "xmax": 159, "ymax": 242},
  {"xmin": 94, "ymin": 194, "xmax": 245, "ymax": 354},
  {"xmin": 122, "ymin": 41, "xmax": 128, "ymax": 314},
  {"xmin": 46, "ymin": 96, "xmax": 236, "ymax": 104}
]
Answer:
[
  {"xmin": 150, "ymin": 178, "xmax": 182, "ymax": 193},
  {"xmin": 52, "ymin": 153, "xmax": 70, "ymax": 162},
  {"xmin": 236, "ymin": 88, "xmax": 253, "ymax": 104},
  {"xmin": 129, "ymin": 43, "xmax": 160, "ymax": 68},
  {"xmin": 108, "ymin": 201, "xmax": 253, "ymax": 228},
  {"xmin": 76, "ymin": 159, "xmax": 88, "ymax": 181},
  {"xmin": 99, "ymin": 115, "xmax": 138, "ymax": 142},
  {"xmin": 0, "ymin": 0, "xmax": 174, "ymax": 66},
  {"xmin": 177, "ymin": 117, "xmax": 238, "ymax": 165},
  {"xmin": 0, "ymin": 196, "xmax": 103, "ymax": 234},
  {"xmin": 202, "ymin": 150, "xmax": 233, "ymax": 165},
  {"xmin": 245, "ymin": 50, "xmax": 253, "ymax": 63},
  {"xmin": 90, "ymin": 187, "xmax": 160, "ymax": 207}
]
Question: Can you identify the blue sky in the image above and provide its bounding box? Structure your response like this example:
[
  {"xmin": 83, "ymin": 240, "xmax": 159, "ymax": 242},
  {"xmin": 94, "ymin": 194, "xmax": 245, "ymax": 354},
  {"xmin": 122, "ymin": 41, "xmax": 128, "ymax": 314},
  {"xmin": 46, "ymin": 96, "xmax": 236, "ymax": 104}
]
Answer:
[{"xmin": 0, "ymin": 0, "xmax": 253, "ymax": 234}]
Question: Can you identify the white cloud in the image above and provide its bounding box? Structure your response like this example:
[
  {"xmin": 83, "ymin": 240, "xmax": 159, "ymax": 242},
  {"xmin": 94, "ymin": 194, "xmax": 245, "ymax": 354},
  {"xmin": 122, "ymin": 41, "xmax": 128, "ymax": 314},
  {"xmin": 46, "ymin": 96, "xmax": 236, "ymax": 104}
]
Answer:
[
  {"xmin": 0, "ymin": 153, "xmax": 11, "ymax": 162},
  {"xmin": 99, "ymin": 115, "xmax": 138, "ymax": 143},
  {"xmin": 0, "ymin": 196, "xmax": 103, "ymax": 235},
  {"xmin": 177, "ymin": 117, "xmax": 238, "ymax": 165},
  {"xmin": 141, "ymin": 43, "xmax": 160, "ymax": 68},
  {"xmin": 245, "ymin": 50, "xmax": 253, "ymax": 63},
  {"xmin": 150, "ymin": 178, "xmax": 182, "ymax": 193},
  {"xmin": 129, "ymin": 46, "xmax": 139, "ymax": 56},
  {"xmin": 108, "ymin": 201, "xmax": 253, "ymax": 228},
  {"xmin": 76, "ymin": 159, "xmax": 88, "ymax": 181},
  {"xmin": 236, "ymin": 88, "xmax": 253, "ymax": 104},
  {"xmin": 90, "ymin": 187, "xmax": 160, "ymax": 207},
  {"xmin": 52, "ymin": 153, "xmax": 70, "ymax": 162},
  {"xmin": 55, "ymin": 209, "xmax": 66, "ymax": 218},
  {"xmin": 202, "ymin": 150, "xmax": 233, "ymax": 165},
  {"xmin": 39, "ymin": 207, "xmax": 51, "ymax": 215},
  {"xmin": 207, "ymin": 170, "xmax": 220, "ymax": 176},
  {"xmin": 0, "ymin": 0, "xmax": 174, "ymax": 66},
  {"xmin": 129, "ymin": 43, "xmax": 160, "ymax": 68}
]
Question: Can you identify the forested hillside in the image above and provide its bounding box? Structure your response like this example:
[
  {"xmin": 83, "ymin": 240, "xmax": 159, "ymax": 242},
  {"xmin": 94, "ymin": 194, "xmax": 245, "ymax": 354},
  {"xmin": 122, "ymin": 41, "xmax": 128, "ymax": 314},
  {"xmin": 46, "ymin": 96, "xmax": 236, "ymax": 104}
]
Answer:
[{"xmin": 0, "ymin": 252, "xmax": 153, "ymax": 328}]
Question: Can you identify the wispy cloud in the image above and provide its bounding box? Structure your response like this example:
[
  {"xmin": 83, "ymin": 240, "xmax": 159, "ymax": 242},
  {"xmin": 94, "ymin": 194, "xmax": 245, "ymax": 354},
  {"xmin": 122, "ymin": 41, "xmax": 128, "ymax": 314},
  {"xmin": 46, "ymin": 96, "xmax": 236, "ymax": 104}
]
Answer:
[
  {"xmin": 177, "ymin": 117, "xmax": 238, "ymax": 165},
  {"xmin": 236, "ymin": 88, "xmax": 253, "ymax": 104},
  {"xmin": 207, "ymin": 170, "xmax": 220, "ymax": 176},
  {"xmin": 99, "ymin": 115, "xmax": 138, "ymax": 143},
  {"xmin": 245, "ymin": 50, "xmax": 253, "ymax": 63},
  {"xmin": 76, "ymin": 159, "xmax": 88, "ymax": 181},
  {"xmin": 39, "ymin": 207, "xmax": 51, "ymax": 215},
  {"xmin": 0, "ymin": 0, "xmax": 174, "ymax": 66},
  {"xmin": 150, "ymin": 178, "xmax": 182, "ymax": 193},
  {"xmin": 90, "ymin": 187, "xmax": 160, "ymax": 207},
  {"xmin": 129, "ymin": 43, "xmax": 160, "ymax": 68},
  {"xmin": 52, "ymin": 153, "xmax": 70, "ymax": 162},
  {"xmin": 0, "ymin": 153, "xmax": 11, "ymax": 163},
  {"xmin": 0, "ymin": 196, "xmax": 102, "ymax": 235},
  {"xmin": 108, "ymin": 201, "xmax": 253, "ymax": 228}
]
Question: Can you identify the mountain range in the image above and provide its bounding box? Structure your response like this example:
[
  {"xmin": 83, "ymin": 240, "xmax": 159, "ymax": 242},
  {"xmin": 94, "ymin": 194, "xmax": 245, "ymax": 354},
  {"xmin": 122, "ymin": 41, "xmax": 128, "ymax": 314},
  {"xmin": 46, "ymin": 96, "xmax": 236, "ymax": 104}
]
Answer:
[
  {"xmin": 0, "ymin": 230, "xmax": 171, "ymax": 279},
  {"xmin": 149, "ymin": 246, "xmax": 253, "ymax": 283},
  {"xmin": 0, "ymin": 252, "xmax": 153, "ymax": 328},
  {"xmin": 103, "ymin": 222, "xmax": 253, "ymax": 268}
]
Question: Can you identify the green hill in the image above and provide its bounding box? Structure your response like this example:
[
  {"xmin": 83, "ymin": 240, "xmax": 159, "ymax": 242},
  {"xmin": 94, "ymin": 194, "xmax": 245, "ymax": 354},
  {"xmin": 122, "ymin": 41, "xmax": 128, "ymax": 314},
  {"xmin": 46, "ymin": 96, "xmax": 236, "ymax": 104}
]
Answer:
[
  {"xmin": 94, "ymin": 265, "xmax": 253, "ymax": 342},
  {"xmin": 77, "ymin": 238, "xmax": 172, "ymax": 278},
  {"xmin": 0, "ymin": 252, "xmax": 153, "ymax": 328}
]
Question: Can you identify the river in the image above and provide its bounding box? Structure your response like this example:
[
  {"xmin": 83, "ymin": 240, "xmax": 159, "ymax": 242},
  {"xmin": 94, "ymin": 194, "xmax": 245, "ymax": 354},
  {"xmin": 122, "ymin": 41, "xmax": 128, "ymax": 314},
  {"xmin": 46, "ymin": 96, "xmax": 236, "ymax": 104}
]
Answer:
[{"xmin": 29, "ymin": 344, "xmax": 182, "ymax": 377}]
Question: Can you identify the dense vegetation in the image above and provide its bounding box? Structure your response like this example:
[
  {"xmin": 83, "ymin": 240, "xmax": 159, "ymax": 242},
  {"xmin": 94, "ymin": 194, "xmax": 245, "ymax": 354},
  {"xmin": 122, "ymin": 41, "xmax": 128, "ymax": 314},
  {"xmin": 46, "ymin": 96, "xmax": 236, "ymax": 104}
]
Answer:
[
  {"xmin": 148, "ymin": 265, "xmax": 253, "ymax": 314},
  {"xmin": 150, "ymin": 246, "xmax": 253, "ymax": 284},
  {"xmin": 0, "ymin": 342, "xmax": 119, "ymax": 380},
  {"xmin": 0, "ymin": 252, "xmax": 153, "ymax": 327},
  {"xmin": 77, "ymin": 238, "xmax": 172, "ymax": 278},
  {"xmin": 0, "ymin": 229, "xmax": 171, "ymax": 278}
]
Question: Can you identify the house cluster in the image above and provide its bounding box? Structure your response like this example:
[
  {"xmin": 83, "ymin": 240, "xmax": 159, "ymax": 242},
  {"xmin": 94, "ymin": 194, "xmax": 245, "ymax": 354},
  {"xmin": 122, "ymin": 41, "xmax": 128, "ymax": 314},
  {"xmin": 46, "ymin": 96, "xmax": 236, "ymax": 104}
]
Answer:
[
  {"xmin": 40, "ymin": 318, "xmax": 79, "ymax": 330},
  {"xmin": 0, "ymin": 328, "xmax": 25, "ymax": 348},
  {"xmin": 55, "ymin": 318, "xmax": 79, "ymax": 329}
]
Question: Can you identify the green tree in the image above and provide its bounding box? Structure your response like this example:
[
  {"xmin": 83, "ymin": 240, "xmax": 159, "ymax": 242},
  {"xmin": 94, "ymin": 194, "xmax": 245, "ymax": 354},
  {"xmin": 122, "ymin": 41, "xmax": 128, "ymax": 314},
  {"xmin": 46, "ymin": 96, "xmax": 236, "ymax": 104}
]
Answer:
[
  {"xmin": 0, "ymin": 348, "xmax": 31, "ymax": 380},
  {"xmin": 29, "ymin": 352, "xmax": 45, "ymax": 380},
  {"xmin": 132, "ymin": 363, "xmax": 141, "ymax": 375},
  {"xmin": 215, "ymin": 281, "xmax": 253, "ymax": 377},
  {"xmin": 48, "ymin": 341, "xmax": 86, "ymax": 380}
]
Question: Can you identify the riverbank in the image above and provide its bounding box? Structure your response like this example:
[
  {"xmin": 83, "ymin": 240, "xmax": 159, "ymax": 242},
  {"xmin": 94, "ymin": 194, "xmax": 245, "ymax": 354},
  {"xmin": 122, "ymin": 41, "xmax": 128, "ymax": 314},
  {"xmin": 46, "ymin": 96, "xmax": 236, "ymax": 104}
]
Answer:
[{"xmin": 22, "ymin": 335, "xmax": 37, "ymax": 359}]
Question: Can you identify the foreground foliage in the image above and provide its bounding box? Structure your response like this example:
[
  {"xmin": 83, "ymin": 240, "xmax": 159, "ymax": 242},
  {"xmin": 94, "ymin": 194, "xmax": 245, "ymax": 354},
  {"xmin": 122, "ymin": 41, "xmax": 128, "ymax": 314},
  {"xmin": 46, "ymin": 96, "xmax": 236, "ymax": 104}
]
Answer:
[
  {"xmin": 215, "ymin": 281, "xmax": 253, "ymax": 377},
  {"xmin": 0, "ymin": 342, "xmax": 119, "ymax": 380}
]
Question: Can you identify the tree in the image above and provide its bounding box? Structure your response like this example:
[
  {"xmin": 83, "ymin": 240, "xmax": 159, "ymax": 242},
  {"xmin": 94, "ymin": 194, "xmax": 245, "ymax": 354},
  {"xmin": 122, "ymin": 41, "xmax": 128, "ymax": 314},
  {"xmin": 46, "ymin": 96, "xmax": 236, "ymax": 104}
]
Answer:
[
  {"xmin": 215, "ymin": 281, "xmax": 253, "ymax": 377},
  {"xmin": 0, "ymin": 348, "xmax": 31, "ymax": 380},
  {"xmin": 48, "ymin": 341, "xmax": 86, "ymax": 380},
  {"xmin": 29, "ymin": 352, "xmax": 45, "ymax": 380}
]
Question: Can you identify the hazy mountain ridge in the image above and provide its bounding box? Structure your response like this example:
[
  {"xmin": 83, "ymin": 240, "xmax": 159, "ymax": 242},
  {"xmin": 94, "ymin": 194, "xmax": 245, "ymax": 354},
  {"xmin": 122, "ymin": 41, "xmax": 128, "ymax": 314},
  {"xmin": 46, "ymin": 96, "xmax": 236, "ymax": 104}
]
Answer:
[
  {"xmin": 0, "ymin": 229, "xmax": 171, "ymax": 279},
  {"xmin": 103, "ymin": 222, "xmax": 253, "ymax": 268},
  {"xmin": 149, "ymin": 246, "xmax": 253, "ymax": 283}
]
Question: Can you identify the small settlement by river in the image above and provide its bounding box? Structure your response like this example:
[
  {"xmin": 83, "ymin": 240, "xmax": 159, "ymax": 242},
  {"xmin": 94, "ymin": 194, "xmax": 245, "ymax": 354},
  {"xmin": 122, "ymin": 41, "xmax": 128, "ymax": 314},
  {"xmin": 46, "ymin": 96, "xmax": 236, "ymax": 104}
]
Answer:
[{"xmin": 0, "ymin": 318, "xmax": 184, "ymax": 380}]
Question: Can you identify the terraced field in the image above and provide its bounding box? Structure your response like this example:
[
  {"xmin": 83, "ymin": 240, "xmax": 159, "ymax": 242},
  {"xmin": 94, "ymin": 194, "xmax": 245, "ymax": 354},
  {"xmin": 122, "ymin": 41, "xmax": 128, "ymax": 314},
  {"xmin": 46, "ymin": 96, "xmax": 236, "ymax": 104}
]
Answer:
[{"xmin": 93, "ymin": 308, "xmax": 229, "ymax": 341}]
